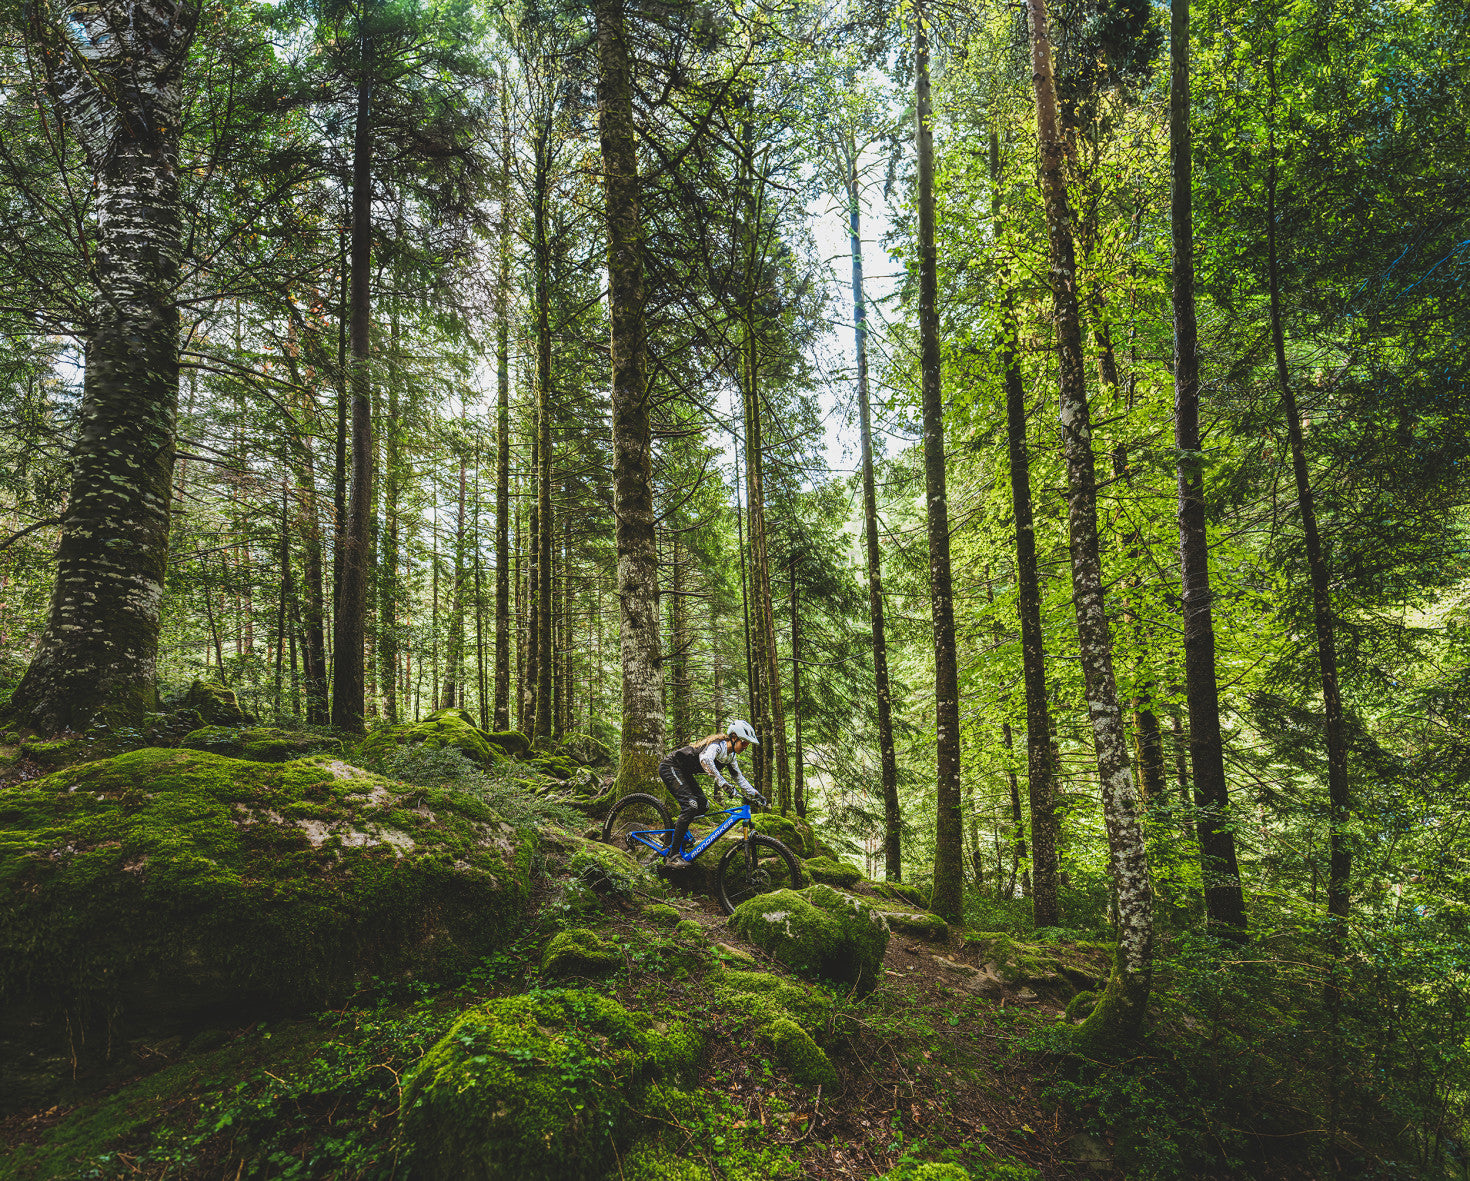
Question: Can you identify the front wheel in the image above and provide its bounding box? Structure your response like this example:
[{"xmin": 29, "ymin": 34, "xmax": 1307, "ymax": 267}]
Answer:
[
  {"xmin": 602, "ymin": 793, "xmax": 672, "ymax": 868},
  {"xmin": 716, "ymin": 834, "xmax": 803, "ymax": 915}
]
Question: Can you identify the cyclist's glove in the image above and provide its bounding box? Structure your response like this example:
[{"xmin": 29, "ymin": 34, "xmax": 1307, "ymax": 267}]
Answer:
[{"xmin": 742, "ymin": 787, "xmax": 768, "ymax": 808}]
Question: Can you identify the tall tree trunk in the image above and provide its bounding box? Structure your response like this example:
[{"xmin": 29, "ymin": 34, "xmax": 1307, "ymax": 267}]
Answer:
[
  {"xmin": 1265, "ymin": 59, "xmax": 1349, "ymax": 940},
  {"xmin": 846, "ymin": 141, "xmax": 902, "ymax": 879},
  {"xmin": 1171, "ymin": 0, "xmax": 1247, "ymax": 935},
  {"xmin": 1026, "ymin": 0, "xmax": 1154, "ymax": 1044},
  {"xmin": 992, "ymin": 126, "xmax": 1060, "ymax": 925},
  {"xmin": 494, "ymin": 171, "xmax": 513, "ymax": 731},
  {"xmin": 333, "ymin": 225, "xmax": 348, "ymax": 625},
  {"xmin": 596, "ymin": 0, "xmax": 664, "ymax": 791},
  {"xmin": 532, "ymin": 139, "xmax": 554, "ymax": 742},
  {"xmin": 378, "ymin": 315, "xmax": 402, "ymax": 724},
  {"xmin": 915, "ymin": 3, "xmax": 964, "ymax": 923},
  {"xmin": 790, "ymin": 559, "xmax": 805, "ymax": 818},
  {"xmin": 10, "ymin": 0, "xmax": 198, "ymax": 731},
  {"xmin": 670, "ymin": 535, "xmax": 690, "ymax": 747},
  {"xmin": 474, "ymin": 437, "xmax": 488, "ymax": 729},
  {"xmin": 274, "ymin": 480, "xmax": 290, "ymax": 718},
  {"xmin": 331, "ymin": 57, "xmax": 374, "ymax": 733},
  {"xmin": 442, "ymin": 423, "xmax": 468, "ymax": 710}
]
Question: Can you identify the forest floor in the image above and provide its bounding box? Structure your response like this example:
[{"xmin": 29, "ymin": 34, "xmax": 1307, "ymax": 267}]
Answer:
[{"xmin": 0, "ymin": 828, "xmax": 1114, "ymax": 1181}]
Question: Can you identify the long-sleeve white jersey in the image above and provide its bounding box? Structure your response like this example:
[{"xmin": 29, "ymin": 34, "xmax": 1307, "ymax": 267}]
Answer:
[{"xmin": 697, "ymin": 738, "xmax": 754, "ymax": 795}]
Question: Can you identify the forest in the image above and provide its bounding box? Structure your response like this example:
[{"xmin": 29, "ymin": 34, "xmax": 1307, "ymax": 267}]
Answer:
[{"xmin": 0, "ymin": 0, "xmax": 1466, "ymax": 1173}]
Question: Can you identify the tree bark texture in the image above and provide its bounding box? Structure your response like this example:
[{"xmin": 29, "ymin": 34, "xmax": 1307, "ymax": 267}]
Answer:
[
  {"xmin": 1171, "ymin": 0, "xmax": 1247, "ymax": 935},
  {"xmin": 1026, "ymin": 0, "xmax": 1154, "ymax": 1042},
  {"xmin": 595, "ymin": 0, "xmax": 664, "ymax": 791},
  {"xmin": 330, "ymin": 61, "xmax": 375, "ymax": 734},
  {"xmin": 993, "ymin": 127, "xmax": 1060, "ymax": 926},
  {"xmin": 670, "ymin": 535, "xmax": 690, "ymax": 747},
  {"xmin": 915, "ymin": 6, "xmax": 965, "ymax": 924},
  {"xmin": 533, "ymin": 144, "xmax": 554, "ymax": 741},
  {"xmin": 847, "ymin": 145, "xmax": 902, "ymax": 880},
  {"xmin": 494, "ymin": 203, "xmax": 513, "ymax": 730},
  {"xmin": 790, "ymin": 559, "xmax": 806, "ymax": 818},
  {"xmin": 10, "ymin": 0, "xmax": 199, "ymax": 731}
]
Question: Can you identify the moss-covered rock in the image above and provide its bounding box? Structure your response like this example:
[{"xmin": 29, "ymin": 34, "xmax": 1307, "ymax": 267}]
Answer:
[
  {"xmin": 868, "ymin": 899, "xmax": 949, "ymax": 942},
  {"xmin": 872, "ymin": 880, "xmax": 931, "ymax": 910},
  {"xmin": 529, "ymin": 753, "xmax": 579, "ymax": 781},
  {"xmin": 710, "ymin": 969, "xmax": 837, "ymax": 1088},
  {"xmin": 728, "ymin": 884, "xmax": 889, "ymax": 997},
  {"xmin": 541, "ymin": 928, "xmax": 620, "ymax": 977},
  {"xmin": 18, "ymin": 737, "xmax": 83, "ymax": 768},
  {"xmin": 181, "ymin": 680, "xmax": 253, "ymax": 725},
  {"xmin": 359, "ymin": 710, "xmax": 507, "ymax": 767},
  {"xmin": 556, "ymin": 732, "xmax": 615, "ymax": 767},
  {"xmin": 180, "ymin": 726, "xmax": 343, "ymax": 763},
  {"xmin": 751, "ymin": 812, "xmax": 815, "ymax": 857},
  {"xmin": 643, "ymin": 903, "xmax": 681, "ymax": 927},
  {"xmin": 566, "ymin": 837, "xmax": 652, "ymax": 903},
  {"xmin": 485, "ymin": 729, "xmax": 531, "ymax": 758},
  {"xmin": 0, "ymin": 748, "xmax": 534, "ymax": 1054},
  {"xmin": 803, "ymin": 855, "xmax": 862, "ymax": 888},
  {"xmin": 398, "ymin": 989, "xmax": 700, "ymax": 1181}
]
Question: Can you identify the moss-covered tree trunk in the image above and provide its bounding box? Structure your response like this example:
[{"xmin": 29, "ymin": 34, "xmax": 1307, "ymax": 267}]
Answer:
[
  {"xmin": 10, "ymin": 0, "xmax": 198, "ymax": 732},
  {"xmin": 1026, "ymin": 0, "xmax": 1154, "ymax": 1044},
  {"xmin": 596, "ymin": 0, "xmax": 664, "ymax": 793},
  {"xmin": 915, "ymin": 3, "xmax": 965, "ymax": 924}
]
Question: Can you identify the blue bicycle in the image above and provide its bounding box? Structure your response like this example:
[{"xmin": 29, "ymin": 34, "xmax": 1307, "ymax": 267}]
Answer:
[{"xmin": 601, "ymin": 792, "xmax": 803, "ymax": 915}]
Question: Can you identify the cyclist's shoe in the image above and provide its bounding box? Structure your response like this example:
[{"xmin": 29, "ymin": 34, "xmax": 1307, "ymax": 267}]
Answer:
[{"xmin": 662, "ymin": 854, "xmax": 692, "ymax": 872}]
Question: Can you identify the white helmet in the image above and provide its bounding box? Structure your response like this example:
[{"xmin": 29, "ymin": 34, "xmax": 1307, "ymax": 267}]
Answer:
[{"xmin": 728, "ymin": 719, "xmax": 759, "ymax": 745}]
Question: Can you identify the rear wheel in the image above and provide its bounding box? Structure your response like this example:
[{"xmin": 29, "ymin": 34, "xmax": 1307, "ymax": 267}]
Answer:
[
  {"xmin": 602, "ymin": 793, "xmax": 672, "ymax": 868},
  {"xmin": 716, "ymin": 833, "xmax": 802, "ymax": 915}
]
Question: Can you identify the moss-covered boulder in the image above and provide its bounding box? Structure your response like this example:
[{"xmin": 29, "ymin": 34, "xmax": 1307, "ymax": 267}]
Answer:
[
  {"xmin": 398, "ymin": 989, "xmax": 700, "ymax": 1181},
  {"xmin": 711, "ymin": 969, "xmax": 837, "ymax": 1088},
  {"xmin": 359, "ymin": 710, "xmax": 507, "ymax": 767},
  {"xmin": 181, "ymin": 680, "xmax": 253, "ymax": 725},
  {"xmin": 542, "ymin": 928, "xmax": 620, "ymax": 977},
  {"xmin": 729, "ymin": 884, "xmax": 889, "ymax": 997},
  {"xmin": 566, "ymin": 837, "xmax": 652, "ymax": 906},
  {"xmin": 803, "ymin": 855, "xmax": 863, "ymax": 888},
  {"xmin": 643, "ymin": 903, "xmax": 681, "ymax": 927},
  {"xmin": 486, "ymin": 729, "xmax": 530, "ymax": 758},
  {"xmin": 18, "ymin": 737, "xmax": 83, "ymax": 768},
  {"xmin": 752, "ymin": 812, "xmax": 816, "ymax": 857},
  {"xmin": 180, "ymin": 726, "xmax": 343, "ymax": 763},
  {"xmin": 528, "ymin": 753, "xmax": 579, "ymax": 781},
  {"xmin": 556, "ymin": 732, "xmax": 614, "ymax": 767},
  {"xmin": 872, "ymin": 879, "xmax": 931, "ymax": 910},
  {"xmin": 620, "ymin": 1140, "xmax": 715, "ymax": 1181},
  {"xmin": 0, "ymin": 749, "xmax": 534, "ymax": 1050},
  {"xmin": 872, "ymin": 905, "xmax": 949, "ymax": 942}
]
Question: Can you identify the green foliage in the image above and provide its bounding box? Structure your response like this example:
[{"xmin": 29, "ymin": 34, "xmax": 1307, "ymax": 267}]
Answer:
[{"xmin": 541, "ymin": 928, "xmax": 619, "ymax": 978}]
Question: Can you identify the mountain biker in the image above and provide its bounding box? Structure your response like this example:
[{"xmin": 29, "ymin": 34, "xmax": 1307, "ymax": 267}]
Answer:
[{"xmin": 658, "ymin": 720, "xmax": 766, "ymax": 870}]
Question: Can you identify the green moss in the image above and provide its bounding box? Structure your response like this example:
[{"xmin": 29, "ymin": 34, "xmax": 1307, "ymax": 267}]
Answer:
[
  {"xmin": 728, "ymin": 884, "xmax": 889, "ymax": 996},
  {"xmin": 710, "ymin": 970, "xmax": 837, "ymax": 1089},
  {"xmin": 873, "ymin": 880, "xmax": 930, "ymax": 909},
  {"xmin": 180, "ymin": 680, "xmax": 252, "ymax": 725},
  {"xmin": 1064, "ymin": 989, "xmax": 1099, "ymax": 1021},
  {"xmin": 620, "ymin": 1139, "xmax": 715, "ymax": 1181},
  {"xmin": 18, "ymin": 738, "xmax": 81, "ymax": 768},
  {"xmin": 673, "ymin": 918, "xmax": 705, "ymax": 942},
  {"xmin": 398, "ymin": 989, "xmax": 701, "ymax": 1181},
  {"xmin": 180, "ymin": 726, "xmax": 343, "ymax": 763},
  {"xmin": 867, "ymin": 900, "xmax": 949, "ymax": 942},
  {"xmin": 567, "ymin": 838, "xmax": 650, "ymax": 902},
  {"xmin": 485, "ymin": 730, "xmax": 531, "ymax": 758},
  {"xmin": 542, "ymin": 927, "xmax": 620, "ymax": 977},
  {"xmin": 751, "ymin": 813, "xmax": 815, "ymax": 857},
  {"xmin": 529, "ymin": 753, "xmax": 579, "ymax": 780},
  {"xmin": 803, "ymin": 855, "xmax": 862, "ymax": 888},
  {"xmin": 360, "ymin": 711, "xmax": 507, "ymax": 767},
  {"xmin": 643, "ymin": 903, "xmax": 681, "ymax": 927},
  {"xmin": 0, "ymin": 748, "xmax": 534, "ymax": 1054}
]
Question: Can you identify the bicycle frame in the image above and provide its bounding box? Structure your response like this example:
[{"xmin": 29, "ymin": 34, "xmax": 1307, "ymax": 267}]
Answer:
[{"xmin": 630, "ymin": 801, "xmax": 754, "ymax": 863}]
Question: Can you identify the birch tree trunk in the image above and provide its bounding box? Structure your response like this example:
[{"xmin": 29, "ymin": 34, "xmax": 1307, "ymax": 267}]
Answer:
[
  {"xmin": 1171, "ymin": 0, "xmax": 1247, "ymax": 935},
  {"xmin": 1026, "ymin": 0, "xmax": 1154, "ymax": 1044},
  {"xmin": 915, "ymin": 4, "xmax": 965, "ymax": 923},
  {"xmin": 331, "ymin": 57, "xmax": 375, "ymax": 734},
  {"xmin": 846, "ymin": 143, "xmax": 903, "ymax": 879},
  {"xmin": 595, "ymin": 0, "xmax": 664, "ymax": 792},
  {"xmin": 10, "ymin": 0, "xmax": 199, "ymax": 731}
]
